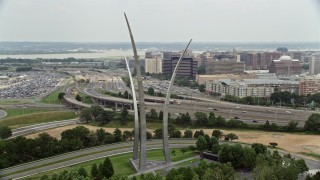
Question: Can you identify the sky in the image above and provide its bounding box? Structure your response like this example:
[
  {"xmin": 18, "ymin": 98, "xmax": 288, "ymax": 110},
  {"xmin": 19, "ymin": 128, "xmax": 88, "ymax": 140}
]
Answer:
[{"xmin": 0, "ymin": 0, "xmax": 319, "ymax": 42}]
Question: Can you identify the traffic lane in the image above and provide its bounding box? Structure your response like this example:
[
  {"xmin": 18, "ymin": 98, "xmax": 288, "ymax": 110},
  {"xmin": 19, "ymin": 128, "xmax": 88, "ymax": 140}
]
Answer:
[
  {"xmin": 147, "ymin": 104, "xmax": 309, "ymax": 126},
  {"xmin": 10, "ymin": 119, "xmax": 78, "ymax": 138}
]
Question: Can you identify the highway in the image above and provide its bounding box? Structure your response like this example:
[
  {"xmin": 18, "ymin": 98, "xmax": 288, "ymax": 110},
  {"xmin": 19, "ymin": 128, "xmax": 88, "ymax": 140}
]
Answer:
[
  {"xmin": 9, "ymin": 119, "xmax": 79, "ymax": 138},
  {"xmin": 74, "ymin": 84, "xmax": 314, "ymax": 126},
  {"xmin": 0, "ymin": 139, "xmax": 318, "ymax": 179}
]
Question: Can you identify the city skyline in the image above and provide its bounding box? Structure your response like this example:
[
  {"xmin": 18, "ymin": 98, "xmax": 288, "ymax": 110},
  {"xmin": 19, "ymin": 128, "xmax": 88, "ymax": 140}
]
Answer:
[{"xmin": 0, "ymin": 0, "xmax": 319, "ymax": 42}]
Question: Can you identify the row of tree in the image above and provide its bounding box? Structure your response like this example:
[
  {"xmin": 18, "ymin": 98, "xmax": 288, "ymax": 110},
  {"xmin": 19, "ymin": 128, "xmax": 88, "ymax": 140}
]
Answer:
[
  {"xmin": 223, "ymin": 91, "xmax": 320, "ymax": 108},
  {"xmin": 194, "ymin": 133, "xmax": 309, "ymax": 179},
  {"xmin": 0, "ymin": 126, "xmax": 124, "ymax": 169},
  {"xmin": 79, "ymin": 106, "xmax": 131, "ymax": 125}
]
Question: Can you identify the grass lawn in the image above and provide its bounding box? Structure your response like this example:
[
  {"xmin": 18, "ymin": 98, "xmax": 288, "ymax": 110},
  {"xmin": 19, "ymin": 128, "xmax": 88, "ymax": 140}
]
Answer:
[
  {"xmin": 4, "ymin": 108, "xmax": 53, "ymax": 119},
  {"xmin": 21, "ymin": 148, "xmax": 196, "ymax": 180},
  {"xmin": 300, "ymin": 152, "xmax": 320, "ymax": 161},
  {"xmin": 40, "ymin": 87, "xmax": 63, "ymax": 104},
  {"xmin": 78, "ymin": 92, "xmax": 94, "ymax": 104},
  {"xmin": 0, "ymin": 111, "xmax": 77, "ymax": 128},
  {"xmin": 0, "ymin": 98, "xmax": 35, "ymax": 105}
]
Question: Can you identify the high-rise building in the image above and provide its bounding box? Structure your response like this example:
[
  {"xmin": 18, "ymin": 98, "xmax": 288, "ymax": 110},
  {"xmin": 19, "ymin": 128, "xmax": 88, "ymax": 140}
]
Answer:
[
  {"xmin": 299, "ymin": 75, "xmax": 320, "ymax": 95},
  {"xmin": 162, "ymin": 57, "xmax": 198, "ymax": 79},
  {"xmin": 269, "ymin": 56, "xmax": 301, "ymax": 76},
  {"xmin": 144, "ymin": 52, "xmax": 163, "ymax": 74},
  {"xmin": 309, "ymin": 54, "xmax": 320, "ymax": 75}
]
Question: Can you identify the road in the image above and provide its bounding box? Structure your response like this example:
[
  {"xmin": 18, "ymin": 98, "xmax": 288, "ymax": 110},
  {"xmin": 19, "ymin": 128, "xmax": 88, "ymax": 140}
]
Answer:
[
  {"xmin": 0, "ymin": 139, "xmax": 195, "ymax": 179},
  {"xmin": 0, "ymin": 109, "xmax": 7, "ymax": 119},
  {"xmin": 9, "ymin": 119, "xmax": 79, "ymax": 138},
  {"xmin": 0, "ymin": 139, "xmax": 318, "ymax": 179}
]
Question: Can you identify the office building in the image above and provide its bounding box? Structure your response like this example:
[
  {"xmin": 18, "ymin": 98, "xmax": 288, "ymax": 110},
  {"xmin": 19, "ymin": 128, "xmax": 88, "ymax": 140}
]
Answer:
[
  {"xmin": 205, "ymin": 60, "xmax": 245, "ymax": 74},
  {"xmin": 206, "ymin": 78, "xmax": 299, "ymax": 98},
  {"xmin": 299, "ymin": 75, "xmax": 320, "ymax": 95},
  {"xmin": 269, "ymin": 56, "xmax": 301, "ymax": 76},
  {"xmin": 162, "ymin": 57, "xmax": 198, "ymax": 79}
]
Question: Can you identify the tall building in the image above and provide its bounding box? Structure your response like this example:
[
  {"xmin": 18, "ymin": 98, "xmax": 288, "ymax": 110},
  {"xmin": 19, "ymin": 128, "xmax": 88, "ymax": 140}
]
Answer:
[
  {"xmin": 206, "ymin": 60, "xmax": 245, "ymax": 74},
  {"xmin": 144, "ymin": 52, "xmax": 163, "ymax": 74},
  {"xmin": 240, "ymin": 52, "xmax": 281, "ymax": 70},
  {"xmin": 309, "ymin": 54, "xmax": 320, "ymax": 75},
  {"xmin": 299, "ymin": 75, "xmax": 320, "ymax": 95},
  {"xmin": 162, "ymin": 57, "xmax": 198, "ymax": 79},
  {"xmin": 269, "ymin": 56, "xmax": 301, "ymax": 77}
]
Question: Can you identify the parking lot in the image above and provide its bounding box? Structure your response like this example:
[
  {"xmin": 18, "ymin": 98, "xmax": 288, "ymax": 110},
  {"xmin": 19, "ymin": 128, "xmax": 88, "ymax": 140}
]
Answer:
[{"xmin": 0, "ymin": 71, "xmax": 66, "ymax": 98}]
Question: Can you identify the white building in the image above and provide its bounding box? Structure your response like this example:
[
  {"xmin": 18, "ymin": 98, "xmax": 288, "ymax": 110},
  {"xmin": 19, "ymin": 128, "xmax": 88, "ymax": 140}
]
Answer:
[
  {"xmin": 145, "ymin": 51, "xmax": 163, "ymax": 74},
  {"xmin": 206, "ymin": 79, "xmax": 299, "ymax": 98},
  {"xmin": 309, "ymin": 53, "xmax": 320, "ymax": 75}
]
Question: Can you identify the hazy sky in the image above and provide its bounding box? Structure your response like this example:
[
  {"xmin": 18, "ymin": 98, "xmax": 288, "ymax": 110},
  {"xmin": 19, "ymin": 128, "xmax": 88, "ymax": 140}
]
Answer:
[{"xmin": 0, "ymin": 0, "xmax": 319, "ymax": 42}]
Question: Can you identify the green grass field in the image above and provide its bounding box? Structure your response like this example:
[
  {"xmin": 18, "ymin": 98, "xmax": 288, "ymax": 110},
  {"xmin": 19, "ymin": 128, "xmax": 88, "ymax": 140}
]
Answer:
[
  {"xmin": 22, "ymin": 148, "xmax": 196, "ymax": 180},
  {"xmin": 40, "ymin": 87, "xmax": 63, "ymax": 104},
  {"xmin": 0, "ymin": 99, "xmax": 35, "ymax": 105},
  {"xmin": 300, "ymin": 152, "xmax": 320, "ymax": 161},
  {"xmin": 4, "ymin": 108, "xmax": 53, "ymax": 119},
  {"xmin": 0, "ymin": 111, "xmax": 77, "ymax": 128},
  {"xmin": 78, "ymin": 92, "xmax": 94, "ymax": 104}
]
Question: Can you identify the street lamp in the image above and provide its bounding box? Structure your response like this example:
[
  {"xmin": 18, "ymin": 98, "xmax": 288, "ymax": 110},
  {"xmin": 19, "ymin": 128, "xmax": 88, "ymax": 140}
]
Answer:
[
  {"xmin": 229, "ymin": 109, "xmax": 233, "ymax": 119},
  {"xmin": 274, "ymin": 111, "xmax": 278, "ymax": 123}
]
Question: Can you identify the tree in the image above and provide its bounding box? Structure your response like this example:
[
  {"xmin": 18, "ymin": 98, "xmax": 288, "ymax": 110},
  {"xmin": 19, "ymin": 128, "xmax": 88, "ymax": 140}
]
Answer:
[
  {"xmin": 215, "ymin": 116, "xmax": 226, "ymax": 127},
  {"xmin": 251, "ymin": 143, "xmax": 267, "ymax": 154},
  {"xmin": 170, "ymin": 130, "xmax": 182, "ymax": 138},
  {"xmin": 78, "ymin": 166, "xmax": 88, "ymax": 177},
  {"xmin": 183, "ymin": 129, "xmax": 193, "ymax": 138},
  {"xmin": 154, "ymin": 128, "xmax": 162, "ymax": 139},
  {"xmin": 113, "ymin": 128, "xmax": 122, "ymax": 142},
  {"xmin": 194, "ymin": 112, "xmax": 208, "ymax": 125},
  {"xmin": 263, "ymin": 120, "xmax": 271, "ymax": 130},
  {"xmin": 124, "ymin": 90, "xmax": 129, "ymax": 99},
  {"xmin": 159, "ymin": 110, "xmax": 163, "ymax": 120},
  {"xmin": 208, "ymin": 112, "xmax": 216, "ymax": 127},
  {"xmin": 100, "ymin": 157, "xmax": 114, "ymax": 179},
  {"xmin": 287, "ymin": 121, "xmax": 298, "ymax": 132},
  {"xmin": 58, "ymin": 92, "xmax": 65, "ymax": 99},
  {"xmin": 212, "ymin": 129, "xmax": 223, "ymax": 139},
  {"xmin": 75, "ymin": 94, "xmax": 81, "ymax": 101},
  {"xmin": 199, "ymin": 84, "xmax": 206, "ymax": 92},
  {"xmin": 0, "ymin": 126, "xmax": 12, "ymax": 139},
  {"xmin": 120, "ymin": 108, "xmax": 129, "ymax": 125},
  {"xmin": 90, "ymin": 106, "xmax": 104, "ymax": 121},
  {"xmin": 79, "ymin": 108, "xmax": 92, "ymax": 123},
  {"xmin": 147, "ymin": 87, "xmax": 155, "ymax": 95},
  {"xmin": 196, "ymin": 135, "xmax": 207, "ymax": 153},
  {"xmin": 122, "ymin": 130, "xmax": 133, "ymax": 141},
  {"xmin": 146, "ymin": 131, "xmax": 152, "ymax": 139},
  {"xmin": 149, "ymin": 109, "xmax": 158, "ymax": 120},
  {"xmin": 197, "ymin": 65, "xmax": 206, "ymax": 74},
  {"xmin": 226, "ymin": 133, "xmax": 238, "ymax": 141},
  {"xmin": 97, "ymin": 110, "xmax": 114, "ymax": 124},
  {"xmin": 194, "ymin": 130, "xmax": 205, "ymax": 138},
  {"xmin": 96, "ymin": 128, "xmax": 106, "ymax": 144},
  {"xmin": 269, "ymin": 142, "xmax": 278, "ymax": 148},
  {"xmin": 91, "ymin": 163, "xmax": 99, "ymax": 178},
  {"xmin": 304, "ymin": 113, "xmax": 320, "ymax": 133}
]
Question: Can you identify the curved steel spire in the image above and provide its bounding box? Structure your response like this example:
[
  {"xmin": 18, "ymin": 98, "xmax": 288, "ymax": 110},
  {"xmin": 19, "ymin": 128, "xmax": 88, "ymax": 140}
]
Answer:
[
  {"xmin": 123, "ymin": 55, "xmax": 139, "ymax": 161},
  {"xmin": 124, "ymin": 12, "xmax": 147, "ymax": 170},
  {"xmin": 162, "ymin": 39, "xmax": 192, "ymax": 164}
]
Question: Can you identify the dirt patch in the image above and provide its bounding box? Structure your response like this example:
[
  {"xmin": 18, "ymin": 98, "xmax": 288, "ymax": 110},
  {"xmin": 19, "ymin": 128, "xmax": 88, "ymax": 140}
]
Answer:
[{"xmin": 26, "ymin": 125, "xmax": 320, "ymax": 155}]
